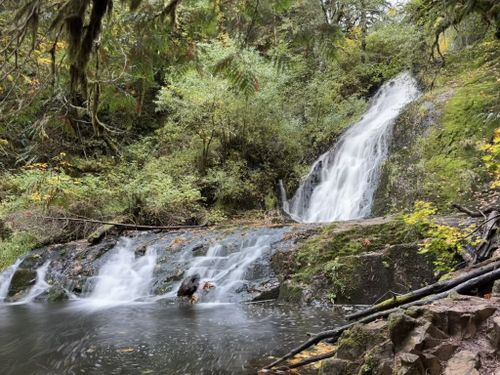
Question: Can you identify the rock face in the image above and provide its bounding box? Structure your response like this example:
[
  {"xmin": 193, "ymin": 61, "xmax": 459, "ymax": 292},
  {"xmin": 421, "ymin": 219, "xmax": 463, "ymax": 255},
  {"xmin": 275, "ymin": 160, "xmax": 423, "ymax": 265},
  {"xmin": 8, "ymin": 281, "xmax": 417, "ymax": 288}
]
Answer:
[
  {"xmin": 276, "ymin": 243, "xmax": 435, "ymax": 305},
  {"xmin": 319, "ymin": 295, "xmax": 500, "ymax": 375}
]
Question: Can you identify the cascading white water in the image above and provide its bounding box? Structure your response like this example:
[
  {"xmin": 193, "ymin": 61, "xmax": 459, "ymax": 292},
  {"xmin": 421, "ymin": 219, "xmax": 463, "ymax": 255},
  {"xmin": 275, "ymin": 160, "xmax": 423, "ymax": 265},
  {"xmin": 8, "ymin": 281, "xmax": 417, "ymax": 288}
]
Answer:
[
  {"xmin": 286, "ymin": 72, "xmax": 420, "ymax": 223},
  {"xmin": 171, "ymin": 235, "xmax": 275, "ymax": 303},
  {"xmin": 15, "ymin": 261, "xmax": 51, "ymax": 304},
  {"xmin": 0, "ymin": 259, "xmax": 22, "ymax": 301},
  {"xmin": 85, "ymin": 238, "xmax": 157, "ymax": 307}
]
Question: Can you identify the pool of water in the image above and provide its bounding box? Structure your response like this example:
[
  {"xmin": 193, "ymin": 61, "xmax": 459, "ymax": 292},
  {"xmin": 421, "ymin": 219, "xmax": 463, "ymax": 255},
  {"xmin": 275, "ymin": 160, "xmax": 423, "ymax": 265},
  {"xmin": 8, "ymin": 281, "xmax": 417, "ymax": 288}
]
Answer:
[{"xmin": 0, "ymin": 301, "xmax": 344, "ymax": 375}]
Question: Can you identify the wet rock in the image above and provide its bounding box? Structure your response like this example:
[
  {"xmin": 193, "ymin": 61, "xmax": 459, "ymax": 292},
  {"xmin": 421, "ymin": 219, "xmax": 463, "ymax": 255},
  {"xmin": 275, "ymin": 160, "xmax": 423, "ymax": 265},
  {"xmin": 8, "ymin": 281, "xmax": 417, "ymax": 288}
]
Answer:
[
  {"xmin": 252, "ymin": 280, "xmax": 280, "ymax": 301},
  {"xmin": 314, "ymin": 244, "xmax": 435, "ymax": 305},
  {"xmin": 135, "ymin": 245, "xmax": 147, "ymax": 256},
  {"xmin": 278, "ymin": 280, "xmax": 304, "ymax": 303},
  {"xmin": 8, "ymin": 268, "xmax": 36, "ymax": 297},
  {"xmin": 70, "ymin": 263, "xmax": 83, "ymax": 276},
  {"xmin": 19, "ymin": 253, "xmax": 43, "ymax": 269},
  {"xmin": 47, "ymin": 286, "xmax": 69, "ymax": 302},
  {"xmin": 191, "ymin": 243, "xmax": 209, "ymax": 257}
]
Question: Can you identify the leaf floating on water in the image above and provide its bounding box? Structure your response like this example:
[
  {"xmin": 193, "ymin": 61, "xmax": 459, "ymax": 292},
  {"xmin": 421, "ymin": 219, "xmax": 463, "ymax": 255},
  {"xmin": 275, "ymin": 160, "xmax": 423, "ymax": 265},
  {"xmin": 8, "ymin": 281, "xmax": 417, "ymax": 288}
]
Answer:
[
  {"xmin": 288, "ymin": 342, "xmax": 336, "ymax": 369},
  {"xmin": 116, "ymin": 347, "xmax": 135, "ymax": 353}
]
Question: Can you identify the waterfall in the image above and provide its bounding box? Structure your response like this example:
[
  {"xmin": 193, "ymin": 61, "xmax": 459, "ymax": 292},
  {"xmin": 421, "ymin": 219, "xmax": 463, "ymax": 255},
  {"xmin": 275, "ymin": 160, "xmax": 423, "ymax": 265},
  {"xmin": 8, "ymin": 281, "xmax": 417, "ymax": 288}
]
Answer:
[
  {"xmin": 15, "ymin": 261, "xmax": 51, "ymax": 304},
  {"xmin": 84, "ymin": 238, "xmax": 157, "ymax": 307},
  {"xmin": 0, "ymin": 259, "xmax": 22, "ymax": 301},
  {"xmin": 167, "ymin": 232, "xmax": 280, "ymax": 303},
  {"xmin": 286, "ymin": 72, "xmax": 420, "ymax": 223}
]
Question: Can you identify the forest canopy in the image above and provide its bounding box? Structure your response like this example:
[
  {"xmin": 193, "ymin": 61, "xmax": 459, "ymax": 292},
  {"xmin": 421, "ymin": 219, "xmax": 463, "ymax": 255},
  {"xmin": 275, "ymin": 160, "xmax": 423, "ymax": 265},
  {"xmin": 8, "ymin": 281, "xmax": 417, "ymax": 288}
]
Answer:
[{"xmin": 0, "ymin": 0, "xmax": 499, "ymax": 267}]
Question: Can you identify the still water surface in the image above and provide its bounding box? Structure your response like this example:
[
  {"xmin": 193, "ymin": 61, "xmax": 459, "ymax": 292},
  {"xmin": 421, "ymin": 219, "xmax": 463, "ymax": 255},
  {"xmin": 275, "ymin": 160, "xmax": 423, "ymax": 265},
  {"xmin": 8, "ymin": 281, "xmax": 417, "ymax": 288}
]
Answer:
[{"xmin": 0, "ymin": 302, "xmax": 343, "ymax": 375}]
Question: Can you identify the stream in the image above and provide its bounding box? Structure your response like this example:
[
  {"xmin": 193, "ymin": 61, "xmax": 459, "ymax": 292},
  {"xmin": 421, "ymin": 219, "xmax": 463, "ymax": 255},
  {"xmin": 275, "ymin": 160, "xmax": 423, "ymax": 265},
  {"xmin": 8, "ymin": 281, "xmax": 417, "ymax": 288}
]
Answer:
[{"xmin": 0, "ymin": 302, "xmax": 342, "ymax": 374}]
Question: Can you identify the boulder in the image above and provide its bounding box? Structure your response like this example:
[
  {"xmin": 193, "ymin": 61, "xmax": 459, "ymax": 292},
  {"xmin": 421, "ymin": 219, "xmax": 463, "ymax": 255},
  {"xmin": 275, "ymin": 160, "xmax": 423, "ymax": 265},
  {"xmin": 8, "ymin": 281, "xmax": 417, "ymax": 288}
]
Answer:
[
  {"xmin": 314, "ymin": 296, "xmax": 499, "ymax": 375},
  {"xmin": 443, "ymin": 350, "xmax": 479, "ymax": 375},
  {"xmin": 8, "ymin": 268, "xmax": 36, "ymax": 297}
]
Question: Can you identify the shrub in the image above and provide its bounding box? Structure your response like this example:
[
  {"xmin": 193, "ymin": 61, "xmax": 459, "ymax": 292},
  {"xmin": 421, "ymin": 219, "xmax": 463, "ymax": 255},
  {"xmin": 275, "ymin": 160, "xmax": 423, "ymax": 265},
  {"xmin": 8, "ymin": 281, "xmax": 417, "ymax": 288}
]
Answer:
[{"xmin": 403, "ymin": 201, "xmax": 477, "ymax": 274}]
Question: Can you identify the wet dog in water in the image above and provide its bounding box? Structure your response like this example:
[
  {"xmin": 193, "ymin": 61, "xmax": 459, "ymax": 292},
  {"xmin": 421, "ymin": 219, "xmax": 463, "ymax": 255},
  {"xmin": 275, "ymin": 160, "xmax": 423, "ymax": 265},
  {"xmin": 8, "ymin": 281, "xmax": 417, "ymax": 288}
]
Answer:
[{"xmin": 177, "ymin": 274, "xmax": 200, "ymax": 303}]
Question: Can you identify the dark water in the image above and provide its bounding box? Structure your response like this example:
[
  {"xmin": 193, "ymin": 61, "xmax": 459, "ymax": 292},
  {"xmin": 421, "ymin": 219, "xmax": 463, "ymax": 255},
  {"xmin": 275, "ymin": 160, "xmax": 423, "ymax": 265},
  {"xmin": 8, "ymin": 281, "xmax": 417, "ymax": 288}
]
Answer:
[{"xmin": 0, "ymin": 301, "xmax": 344, "ymax": 375}]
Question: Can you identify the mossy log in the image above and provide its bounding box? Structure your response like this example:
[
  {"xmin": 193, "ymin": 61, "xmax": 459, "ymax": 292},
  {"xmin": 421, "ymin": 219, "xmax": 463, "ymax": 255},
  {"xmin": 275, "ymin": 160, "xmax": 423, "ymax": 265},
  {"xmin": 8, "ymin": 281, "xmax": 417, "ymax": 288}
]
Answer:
[
  {"xmin": 261, "ymin": 266, "xmax": 500, "ymax": 372},
  {"xmin": 42, "ymin": 216, "xmax": 207, "ymax": 231},
  {"xmin": 346, "ymin": 258, "xmax": 500, "ymax": 321}
]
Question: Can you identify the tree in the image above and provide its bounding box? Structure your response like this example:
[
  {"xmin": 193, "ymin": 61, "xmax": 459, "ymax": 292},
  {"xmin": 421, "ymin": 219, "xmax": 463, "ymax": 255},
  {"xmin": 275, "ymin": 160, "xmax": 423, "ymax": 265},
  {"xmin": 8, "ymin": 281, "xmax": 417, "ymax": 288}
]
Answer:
[{"xmin": 410, "ymin": 0, "xmax": 500, "ymax": 63}]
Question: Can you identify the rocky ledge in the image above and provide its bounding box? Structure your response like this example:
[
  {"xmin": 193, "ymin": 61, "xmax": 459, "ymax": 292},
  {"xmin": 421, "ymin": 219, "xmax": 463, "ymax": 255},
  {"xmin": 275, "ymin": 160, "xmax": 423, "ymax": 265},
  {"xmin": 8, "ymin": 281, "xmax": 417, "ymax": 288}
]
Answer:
[{"xmin": 318, "ymin": 294, "xmax": 500, "ymax": 375}]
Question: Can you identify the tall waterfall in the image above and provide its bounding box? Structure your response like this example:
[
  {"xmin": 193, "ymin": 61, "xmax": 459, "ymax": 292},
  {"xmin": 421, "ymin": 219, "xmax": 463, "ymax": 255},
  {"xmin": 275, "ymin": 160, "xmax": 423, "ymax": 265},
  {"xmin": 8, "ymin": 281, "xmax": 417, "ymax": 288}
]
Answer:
[{"xmin": 286, "ymin": 72, "xmax": 420, "ymax": 223}]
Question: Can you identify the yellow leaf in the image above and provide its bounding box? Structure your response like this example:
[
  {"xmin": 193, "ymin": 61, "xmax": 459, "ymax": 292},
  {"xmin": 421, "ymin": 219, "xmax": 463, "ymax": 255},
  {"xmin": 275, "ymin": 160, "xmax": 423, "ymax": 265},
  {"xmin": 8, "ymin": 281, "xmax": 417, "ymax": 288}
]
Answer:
[{"xmin": 117, "ymin": 347, "xmax": 134, "ymax": 353}]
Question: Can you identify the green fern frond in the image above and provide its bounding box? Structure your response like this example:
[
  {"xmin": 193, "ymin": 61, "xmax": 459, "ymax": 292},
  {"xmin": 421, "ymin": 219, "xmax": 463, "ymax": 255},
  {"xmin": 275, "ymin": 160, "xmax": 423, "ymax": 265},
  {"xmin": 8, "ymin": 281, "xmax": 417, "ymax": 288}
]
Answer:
[{"xmin": 213, "ymin": 53, "xmax": 259, "ymax": 96}]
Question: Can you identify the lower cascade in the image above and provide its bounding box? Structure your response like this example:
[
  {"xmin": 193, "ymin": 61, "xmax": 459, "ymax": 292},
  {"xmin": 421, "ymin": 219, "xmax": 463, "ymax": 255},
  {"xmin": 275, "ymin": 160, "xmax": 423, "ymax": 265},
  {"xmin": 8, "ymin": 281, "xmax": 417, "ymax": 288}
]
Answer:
[
  {"xmin": 15, "ymin": 261, "xmax": 51, "ymax": 304},
  {"xmin": 0, "ymin": 227, "xmax": 289, "ymax": 306},
  {"xmin": 285, "ymin": 72, "xmax": 420, "ymax": 223},
  {"xmin": 0, "ymin": 259, "xmax": 21, "ymax": 301},
  {"xmin": 169, "ymin": 233, "xmax": 279, "ymax": 303},
  {"xmin": 85, "ymin": 238, "xmax": 158, "ymax": 307}
]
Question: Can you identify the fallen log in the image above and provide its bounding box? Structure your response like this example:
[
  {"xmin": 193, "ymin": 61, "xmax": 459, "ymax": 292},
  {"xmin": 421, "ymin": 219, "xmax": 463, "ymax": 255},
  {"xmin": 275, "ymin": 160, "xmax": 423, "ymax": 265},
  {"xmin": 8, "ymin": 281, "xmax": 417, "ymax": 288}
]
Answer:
[
  {"xmin": 41, "ymin": 216, "xmax": 207, "ymax": 231},
  {"xmin": 262, "ymin": 267, "xmax": 500, "ymax": 371},
  {"xmin": 451, "ymin": 203, "xmax": 498, "ymax": 218},
  {"xmin": 346, "ymin": 258, "xmax": 500, "ymax": 321},
  {"xmin": 474, "ymin": 211, "xmax": 499, "ymax": 262}
]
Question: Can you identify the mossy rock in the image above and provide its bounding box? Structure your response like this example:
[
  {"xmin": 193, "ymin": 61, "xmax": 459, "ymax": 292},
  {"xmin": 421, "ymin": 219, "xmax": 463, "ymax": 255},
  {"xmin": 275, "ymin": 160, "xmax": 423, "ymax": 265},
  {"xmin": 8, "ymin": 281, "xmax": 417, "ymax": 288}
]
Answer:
[
  {"xmin": 47, "ymin": 286, "xmax": 69, "ymax": 302},
  {"xmin": 8, "ymin": 268, "xmax": 36, "ymax": 297},
  {"xmin": 278, "ymin": 280, "xmax": 304, "ymax": 303},
  {"xmin": 336, "ymin": 320, "xmax": 388, "ymax": 361},
  {"xmin": 318, "ymin": 359, "xmax": 355, "ymax": 375},
  {"xmin": 87, "ymin": 224, "xmax": 116, "ymax": 245},
  {"xmin": 19, "ymin": 253, "xmax": 42, "ymax": 269},
  {"xmin": 292, "ymin": 219, "xmax": 411, "ymax": 281},
  {"xmin": 329, "ymin": 253, "xmax": 391, "ymax": 304}
]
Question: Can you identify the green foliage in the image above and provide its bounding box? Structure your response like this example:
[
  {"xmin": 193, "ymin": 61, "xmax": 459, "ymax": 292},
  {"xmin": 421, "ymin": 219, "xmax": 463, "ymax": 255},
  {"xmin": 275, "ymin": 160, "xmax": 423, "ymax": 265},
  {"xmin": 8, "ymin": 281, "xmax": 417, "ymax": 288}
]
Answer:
[
  {"xmin": 121, "ymin": 157, "xmax": 202, "ymax": 224},
  {"xmin": 0, "ymin": 232, "xmax": 38, "ymax": 270},
  {"xmin": 1, "ymin": 0, "xmax": 498, "ymax": 273},
  {"xmin": 403, "ymin": 201, "xmax": 477, "ymax": 274},
  {"xmin": 479, "ymin": 128, "xmax": 500, "ymax": 189}
]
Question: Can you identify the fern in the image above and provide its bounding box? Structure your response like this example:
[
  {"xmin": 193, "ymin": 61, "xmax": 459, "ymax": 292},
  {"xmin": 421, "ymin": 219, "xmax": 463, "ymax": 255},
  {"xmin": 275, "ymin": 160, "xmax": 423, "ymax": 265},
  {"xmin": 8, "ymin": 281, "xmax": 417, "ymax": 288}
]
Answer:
[{"xmin": 213, "ymin": 52, "xmax": 259, "ymax": 96}]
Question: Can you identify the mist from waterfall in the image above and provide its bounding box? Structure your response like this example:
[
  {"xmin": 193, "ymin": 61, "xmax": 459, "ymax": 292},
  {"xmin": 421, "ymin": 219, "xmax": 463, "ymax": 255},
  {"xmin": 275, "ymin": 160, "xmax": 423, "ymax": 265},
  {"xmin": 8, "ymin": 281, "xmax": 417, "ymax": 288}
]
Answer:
[{"xmin": 285, "ymin": 72, "xmax": 420, "ymax": 223}]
